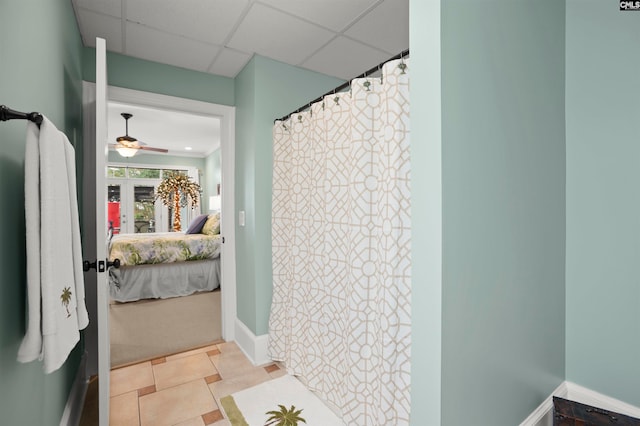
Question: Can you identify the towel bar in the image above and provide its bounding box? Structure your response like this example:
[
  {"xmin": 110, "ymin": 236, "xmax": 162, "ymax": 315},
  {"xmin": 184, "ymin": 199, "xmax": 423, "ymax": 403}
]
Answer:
[{"xmin": 0, "ymin": 105, "xmax": 43, "ymax": 127}]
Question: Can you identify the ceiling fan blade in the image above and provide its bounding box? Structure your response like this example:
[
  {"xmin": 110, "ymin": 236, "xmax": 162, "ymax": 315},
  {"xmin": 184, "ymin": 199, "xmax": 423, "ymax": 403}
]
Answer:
[{"xmin": 139, "ymin": 146, "xmax": 168, "ymax": 153}]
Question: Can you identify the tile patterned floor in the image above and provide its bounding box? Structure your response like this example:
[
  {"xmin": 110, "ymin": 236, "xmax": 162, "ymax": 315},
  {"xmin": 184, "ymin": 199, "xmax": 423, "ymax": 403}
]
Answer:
[{"xmin": 109, "ymin": 341, "xmax": 286, "ymax": 426}]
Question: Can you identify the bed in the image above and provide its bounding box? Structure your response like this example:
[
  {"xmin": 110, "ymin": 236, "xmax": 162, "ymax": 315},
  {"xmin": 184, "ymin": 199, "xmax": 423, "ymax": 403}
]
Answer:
[{"xmin": 108, "ymin": 231, "xmax": 221, "ymax": 302}]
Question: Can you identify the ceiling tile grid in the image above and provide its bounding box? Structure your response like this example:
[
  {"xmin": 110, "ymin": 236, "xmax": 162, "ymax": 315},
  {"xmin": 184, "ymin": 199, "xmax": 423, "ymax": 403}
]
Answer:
[
  {"xmin": 207, "ymin": 48, "xmax": 254, "ymax": 78},
  {"xmin": 227, "ymin": 3, "xmax": 336, "ymax": 66},
  {"xmin": 125, "ymin": 23, "xmax": 220, "ymax": 72},
  {"xmin": 75, "ymin": 8, "xmax": 124, "ymax": 52},
  {"xmin": 72, "ymin": 0, "xmax": 409, "ymax": 80},
  {"xmin": 125, "ymin": 0, "xmax": 249, "ymax": 46},
  {"xmin": 301, "ymin": 36, "xmax": 393, "ymax": 81},
  {"xmin": 73, "ymin": 0, "xmax": 122, "ymax": 18},
  {"xmin": 344, "ymin": 0, "xmax": 409, "ymax": 54},
  {"xmin": 261, "ymin": 0, "xmax": 381, "ymax": 32}
]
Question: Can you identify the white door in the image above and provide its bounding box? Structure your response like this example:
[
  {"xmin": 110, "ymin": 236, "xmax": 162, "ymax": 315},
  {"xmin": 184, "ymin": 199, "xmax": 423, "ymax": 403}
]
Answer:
[
  {"xmin": 94, "ymin": 37, "xmax": 111, "ymax": 426},
  {"xmin": 130, "ymin": 182, "xmax": 161, "ymax": 233}
]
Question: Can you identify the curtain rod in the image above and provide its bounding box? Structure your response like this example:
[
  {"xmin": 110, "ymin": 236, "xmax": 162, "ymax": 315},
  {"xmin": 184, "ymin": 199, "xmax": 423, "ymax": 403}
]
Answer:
[
  {"xmin": 0, "ymin": 105, "xmax": 43, "ymax": 127},
  {"xmin": 274, "ymin": 48, "xmax": 409, "ymax": 123}
]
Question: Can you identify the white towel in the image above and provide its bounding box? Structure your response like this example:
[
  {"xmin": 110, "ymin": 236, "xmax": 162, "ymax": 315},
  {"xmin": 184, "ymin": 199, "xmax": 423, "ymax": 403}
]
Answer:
[
  {"xmin": 17, "ymin": 120, "xmax": 42, "ymax": 364},
  {"xmin": 18, "ymin": 117, "xmax": 89, "ymax": 374}
]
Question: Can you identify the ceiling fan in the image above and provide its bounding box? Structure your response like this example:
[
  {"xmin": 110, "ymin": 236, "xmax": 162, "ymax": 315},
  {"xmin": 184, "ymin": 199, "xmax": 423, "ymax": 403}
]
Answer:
[{"xmin": 112, "ymin": 112, "xmax": 168, "ymax": 157}]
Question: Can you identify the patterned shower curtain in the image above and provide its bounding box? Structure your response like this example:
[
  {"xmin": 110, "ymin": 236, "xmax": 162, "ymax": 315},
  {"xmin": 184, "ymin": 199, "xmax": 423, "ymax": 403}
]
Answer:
[{"xmin": 269, "ymin": 59, "xmax": 411, "ymax": 425}]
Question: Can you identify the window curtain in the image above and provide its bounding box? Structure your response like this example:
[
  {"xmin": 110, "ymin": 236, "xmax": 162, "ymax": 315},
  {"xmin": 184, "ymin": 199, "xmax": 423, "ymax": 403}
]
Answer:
[{"xmin": 269, "ymin": 59, "xmax": 411, "ymax": 425}]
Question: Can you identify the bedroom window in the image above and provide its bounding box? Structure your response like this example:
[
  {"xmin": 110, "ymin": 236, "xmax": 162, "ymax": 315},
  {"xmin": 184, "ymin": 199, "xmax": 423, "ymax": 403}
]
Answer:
[
  {"xmin": 128, "ymin": 167, "xmax": 161, "ymax": 179},
  {"xmin": 108, "ymin": 167, "xmax": 126, "ymax": 178},
  {"xmin": 107, "ymin": 165, "xmax": 199, "ymax": 234}
]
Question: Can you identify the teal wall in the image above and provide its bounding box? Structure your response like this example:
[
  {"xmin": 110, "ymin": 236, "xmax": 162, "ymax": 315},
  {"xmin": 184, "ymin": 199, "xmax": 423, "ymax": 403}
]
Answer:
[
  {"xmin": 0, "ymin": 0, "xmax": 85, "ymax": 423},
  {"xmin": 410, "ymin": 0, "xmax": 443, "ymax": 423},
  {"xmin": 83, "ymin": 49, "xmax": 234, "ymax": 106},
  {"xmin": 234, "ymin": 55, "xmax": 343, "ymax": 335},
  {"xmin": 204, "ymin": 148, "xmax": 221, "ymax": 211},
  {"xmin": 565, "ymin": 0, "xmax": 640, "ymax": 407},
  {"xmin": 439, "ymin": 0, "xmax": 566, "ymax": 424},
  {"xmin": 234, "ymin": 58, "xmax": 258, "ymax": 331}
]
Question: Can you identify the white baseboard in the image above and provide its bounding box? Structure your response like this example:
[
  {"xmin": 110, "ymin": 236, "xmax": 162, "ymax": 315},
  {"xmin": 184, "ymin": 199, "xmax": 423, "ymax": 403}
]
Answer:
[
  {"xmin": 519, "ymin": 381, "xmax": 568, "ymax": 426},
  {"xmin": 234, "ymin": 318, "xmax": 271, "ymax": 366},
  {"xmin": 521, "ymin": 381, "xmax": 640, "ymax": 426},
  {"xmin": 59, "ymin": 352, "xmax": 88, "ymax": 426},
  {"xmin": 565, "ymin": 381, "xmax": 640, "ymax": 418}
]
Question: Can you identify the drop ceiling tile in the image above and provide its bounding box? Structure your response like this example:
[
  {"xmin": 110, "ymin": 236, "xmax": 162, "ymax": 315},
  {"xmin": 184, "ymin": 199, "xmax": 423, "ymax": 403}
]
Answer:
[
  {"xmin": 301, "ymin": 36, "xmax": 391, "ymax": 80},
  {"xmin": 261, "ymin": 0, "xmax": 379, "ymax": 31},
  {"xmin": 228, "ymin": 3, "xmax": 335, "ymax": 66},
  {"xmin": 125, "ymin": 23, "xmax": 220, "ymax": 72},
  {"xmin": 73, "ymin": 0, "xmax": 122, "ymax": 18},
  {"xmin": 345, "ymin": 0, "xmax": 409, "ymax": 54},
  {"xmin": 208, "ymin": 49, "xmax": 253, "ymax": 78},
  {"xmin": 126, "ymin": 0, "xmax": 249, "ymax": 45},
  {"xmin": 76, "ymin": 9, "xmax": 123, "ymax": 52}
]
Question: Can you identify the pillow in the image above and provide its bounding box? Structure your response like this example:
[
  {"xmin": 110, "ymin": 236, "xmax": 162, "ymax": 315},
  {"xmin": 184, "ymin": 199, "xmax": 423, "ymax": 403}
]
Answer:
[
  {"xmin": 202, "ymin": 213, "xmax": 220, "ymax": 235},
  {"xmin": 185, "ymin": 214, "xmax": 209, "ymax": 234}
]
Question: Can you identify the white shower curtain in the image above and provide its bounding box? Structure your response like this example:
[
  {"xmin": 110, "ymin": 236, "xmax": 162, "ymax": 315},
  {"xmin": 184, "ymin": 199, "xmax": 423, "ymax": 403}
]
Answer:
[{"xmin": 269, "ymin": 59, "xmax": 411, "ymax": 425}]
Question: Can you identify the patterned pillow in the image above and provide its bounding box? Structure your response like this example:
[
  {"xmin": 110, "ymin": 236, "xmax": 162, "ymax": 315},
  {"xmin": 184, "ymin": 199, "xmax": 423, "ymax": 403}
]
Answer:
[
  {"xmin": 185, "ymin": 214, "xmax": 209, "ymax": 234},
  {"xmin": 202, "ymin": 213, "xmax": 220, "ymax": 235}
]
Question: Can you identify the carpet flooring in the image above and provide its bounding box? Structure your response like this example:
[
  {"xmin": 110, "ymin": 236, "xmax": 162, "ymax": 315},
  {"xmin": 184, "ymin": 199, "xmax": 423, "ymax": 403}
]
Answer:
[{"xmin": 110, "ymin": 290, "xmax": 222, "ymax": 367}]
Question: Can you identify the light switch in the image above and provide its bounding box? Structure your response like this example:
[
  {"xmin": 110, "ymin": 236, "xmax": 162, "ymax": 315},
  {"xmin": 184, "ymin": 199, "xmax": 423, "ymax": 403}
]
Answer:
[{"xmin": 239, "ymin": 210, "xmax": 245, "ymax": 227}]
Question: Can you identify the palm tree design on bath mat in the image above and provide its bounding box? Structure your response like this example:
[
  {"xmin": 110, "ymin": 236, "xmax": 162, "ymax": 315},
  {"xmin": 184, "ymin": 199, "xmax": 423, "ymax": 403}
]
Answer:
[
  {"xmin": 60, "ymin": 286, "xmax": 72, "ymax": 318},
  {"xmin": 264, "ymin": 405, "xmax": 306, "ymax": 426}
]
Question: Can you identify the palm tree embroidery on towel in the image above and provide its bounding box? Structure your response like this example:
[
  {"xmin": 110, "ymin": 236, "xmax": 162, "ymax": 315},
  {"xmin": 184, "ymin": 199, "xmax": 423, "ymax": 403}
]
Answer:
[
  {"xmin": 60, "ymin": 287, "xmax": 72, "ymax": 318},
  {"xmin": 265, "ymin": 405, "xmax": 306, "ymax": 426}
]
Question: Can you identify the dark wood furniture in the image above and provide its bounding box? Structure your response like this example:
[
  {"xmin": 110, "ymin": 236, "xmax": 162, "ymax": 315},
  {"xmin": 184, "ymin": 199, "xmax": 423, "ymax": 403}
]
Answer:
[{"xmin": 554, "ymin": 397, "xmax": 640, "ymax": 425}]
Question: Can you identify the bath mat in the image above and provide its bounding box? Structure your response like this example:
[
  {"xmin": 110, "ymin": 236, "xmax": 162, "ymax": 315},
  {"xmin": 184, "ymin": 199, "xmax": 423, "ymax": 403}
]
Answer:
[{"xmin": 220, "ymin": 375, "xmax": 343, "ymax": 426}]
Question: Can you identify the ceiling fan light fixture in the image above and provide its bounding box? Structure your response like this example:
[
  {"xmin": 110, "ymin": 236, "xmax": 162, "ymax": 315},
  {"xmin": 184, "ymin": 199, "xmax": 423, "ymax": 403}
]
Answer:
[
  {"xmin": 116, "ymin": 146, "xmax": 138, "ymax": 157},
  {"xmin": 113, "ymin": 112, "xmax": 168, "ymax": 155}
]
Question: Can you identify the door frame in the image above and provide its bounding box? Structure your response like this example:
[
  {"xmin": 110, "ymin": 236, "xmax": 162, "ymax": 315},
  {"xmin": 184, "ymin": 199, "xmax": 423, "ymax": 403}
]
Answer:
[
  {"xmin": 82, "ymin": 84, "xmax": 237, "ymax": 376},
  {"xmin": 108, "ymin": 85, "xmax": 237, "ymax": 342}
]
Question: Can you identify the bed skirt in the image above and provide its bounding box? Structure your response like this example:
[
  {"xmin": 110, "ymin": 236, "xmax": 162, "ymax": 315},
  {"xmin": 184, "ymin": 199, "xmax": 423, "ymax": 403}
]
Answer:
[{"xmin": 109, "ymin": 258, "xmax": 220, "ymax": 302}]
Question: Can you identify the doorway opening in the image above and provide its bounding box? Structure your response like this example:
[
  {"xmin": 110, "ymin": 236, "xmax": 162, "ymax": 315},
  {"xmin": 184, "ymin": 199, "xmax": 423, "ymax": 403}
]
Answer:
[{"xmin": 82, "ymin": 83, "xmax": 236, "ymax": 376}]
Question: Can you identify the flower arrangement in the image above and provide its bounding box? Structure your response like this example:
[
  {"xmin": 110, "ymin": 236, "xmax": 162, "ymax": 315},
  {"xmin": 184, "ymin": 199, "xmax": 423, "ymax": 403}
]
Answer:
[{"xmin": 155, "ymin": 172, "xmax": 201, "ymax": 231}]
